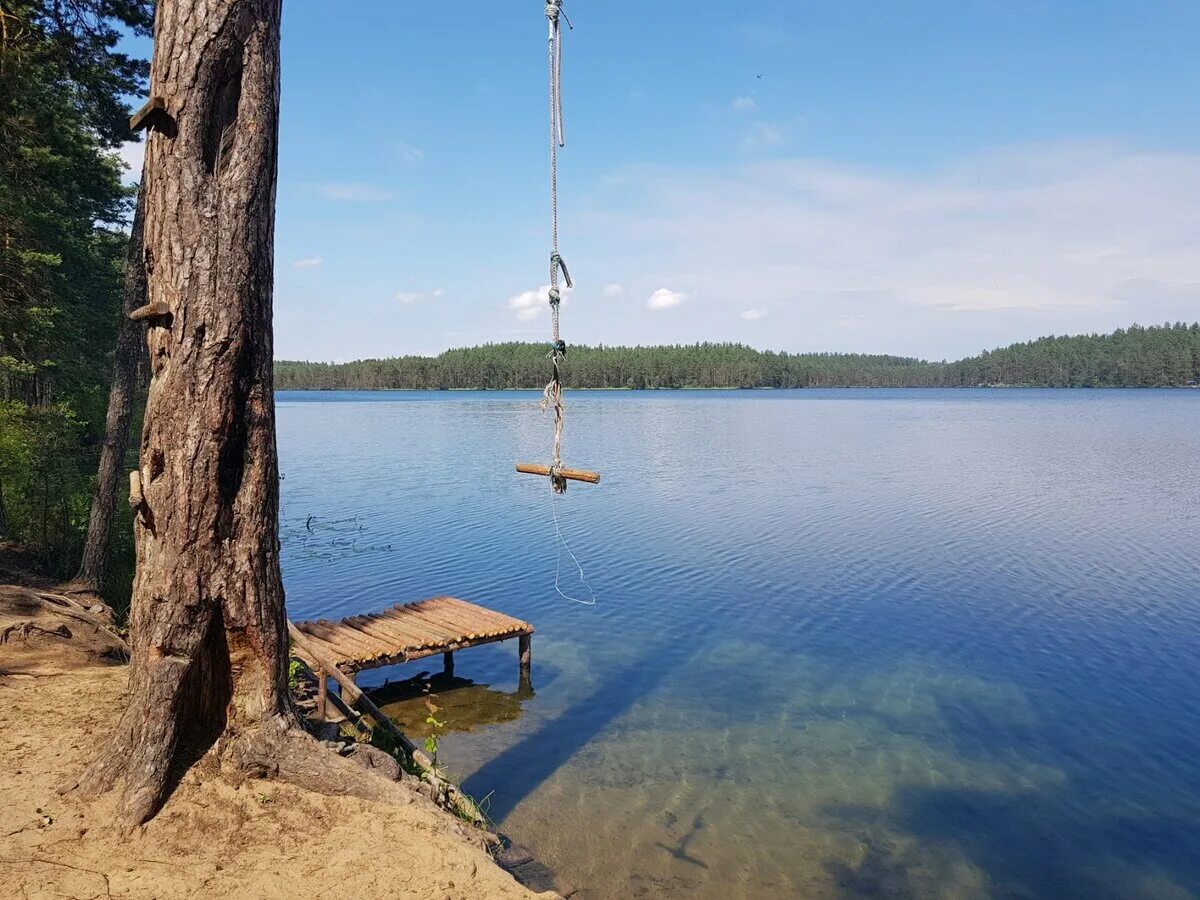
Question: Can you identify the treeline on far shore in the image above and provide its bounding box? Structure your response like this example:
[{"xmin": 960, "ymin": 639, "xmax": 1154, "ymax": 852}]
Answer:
[{"xmin": 276, "ymin": 323, "xmax": 1200, "ymax": 391}]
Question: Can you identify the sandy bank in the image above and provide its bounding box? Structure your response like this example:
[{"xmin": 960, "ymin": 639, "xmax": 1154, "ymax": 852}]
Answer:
[{"xmin": 0, "ymin": 591, "xmax": 555, "ymax": 900}]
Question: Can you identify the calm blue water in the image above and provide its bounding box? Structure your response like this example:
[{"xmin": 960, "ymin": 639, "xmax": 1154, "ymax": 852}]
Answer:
[{"xmin": 276, "ymin": 389, "xmax": 1200, "ymax": 899}]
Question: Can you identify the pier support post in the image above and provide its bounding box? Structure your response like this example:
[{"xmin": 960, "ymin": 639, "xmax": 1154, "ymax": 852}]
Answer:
[
  {"xmin": 316, "ymin": 669, "xmax": 328, "ymax": 720},
  {"xmin": 518, "ymin": 633, "xmax": 532, "ymax": 691},
  {"xmin": 443, "ymin": 651, "xmax": 454, "ymax": 677},
  {"xmin": 342, "ymin": 670, "xmax": 357, "ymax": 711}
]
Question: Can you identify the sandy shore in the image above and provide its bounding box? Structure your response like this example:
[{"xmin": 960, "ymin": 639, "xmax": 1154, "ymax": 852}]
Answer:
[{"xmin": 0, "ymin": 592, "xmax": 554, "ymax": 900}]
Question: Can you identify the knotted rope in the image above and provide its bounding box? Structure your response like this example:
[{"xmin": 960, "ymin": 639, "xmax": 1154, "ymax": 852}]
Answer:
[
  {"xmin": 540, "ymin": 0, "xmax": 573, "ymax": 494},
  {"xmin": 535, "ymin": 2, "xmax": 595, "ymax": 606}
]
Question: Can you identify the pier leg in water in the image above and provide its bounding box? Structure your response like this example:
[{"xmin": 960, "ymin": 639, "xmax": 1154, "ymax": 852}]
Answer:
[
  {"xmin": 316, "ymin": 670, "xmax": 327, "ymax": 720},
  {"xmin": 342, "ymin": 671, "xmax": 357, "ymax": 711},
  {"xmin": 443, "ymin": 652, "xmax": 454, "ymax": 677},
  {"xmin": 519, "ymin": 634, "xmax": 533, "ymax": 693}
]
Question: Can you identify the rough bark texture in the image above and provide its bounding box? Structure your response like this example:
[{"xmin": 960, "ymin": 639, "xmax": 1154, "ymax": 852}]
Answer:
[
  {"xmin": 74, "ymin": 179, "xmax": 149, "ymax": 591},
  {"xmin": 80, "ymin": 0, "xmax": 293, "ymax": 827}
]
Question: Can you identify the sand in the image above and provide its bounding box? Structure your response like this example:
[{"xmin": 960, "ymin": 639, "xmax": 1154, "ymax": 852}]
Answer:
[{"xmin": 0, "ymin": 590, "xmax": 554, "ymax": 900}]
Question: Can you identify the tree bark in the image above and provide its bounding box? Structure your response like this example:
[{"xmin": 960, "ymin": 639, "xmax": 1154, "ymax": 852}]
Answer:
[
  {"xmin": 79, "ymin": 0, "xmax": 294, "ymax": 827},
  {"xmin": 73, "ymin": 178, "xmax": 148, "ymax": 592}
]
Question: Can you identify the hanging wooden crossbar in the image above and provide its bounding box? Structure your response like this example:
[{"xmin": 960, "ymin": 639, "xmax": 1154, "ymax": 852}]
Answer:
[{"xmin": 515, "ymin": 463, "xmax": 600, "ymax": 484}]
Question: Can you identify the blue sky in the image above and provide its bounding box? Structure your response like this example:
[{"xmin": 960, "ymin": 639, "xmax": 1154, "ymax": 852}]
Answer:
[{"xmin": 124, "ymin": 1, "xmax": 1200, "ymax": 361}]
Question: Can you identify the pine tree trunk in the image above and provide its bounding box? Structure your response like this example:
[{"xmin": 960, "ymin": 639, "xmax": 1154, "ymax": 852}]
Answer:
[
  {"xmin": 80, "ymin": 0, "xmax": 293, "ymax": 826},
  {"xmin": 74, "ymin": 178, "xmax": 148, "ymax": 592}
]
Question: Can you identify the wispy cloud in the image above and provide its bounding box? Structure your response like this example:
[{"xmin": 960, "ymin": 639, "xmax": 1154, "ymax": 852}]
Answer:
[
  {"xmin": 396, "ymin": 288, "xmax": 444, "ymax": 305},
  {"xmin": 603, "ymin": 283, "xmax": 624, "ymax": 298},
  {"xmin": 315, "ymin": 182, "xmax": 394, "ymax": 202},
  {"xmin": 396, "ymin": 141, "xmax": 424, "ymax": 163},
  {"xmin": 648, "ymin": 288, "xmax": 688, "ymax": 311},
  {"xmin": 732, "ymin": 96, "xmax": 758, "ymax": 113},
  {"xmin": 741, "ymin": 308, "xmax": 767, "ymax": 320},
  {"xmin": 293, "ymin": 255, "xmax": 323, "ymax": 269},
  {"xmin": 585, "ymin": 141, "xmax": 1200, "ymax": 356}
]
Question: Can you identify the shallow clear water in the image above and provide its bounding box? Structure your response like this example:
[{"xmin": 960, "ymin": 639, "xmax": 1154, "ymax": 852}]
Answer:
[{"xmin": 276, "ymin": 389, "xmax": 1200, "ymax": 899}]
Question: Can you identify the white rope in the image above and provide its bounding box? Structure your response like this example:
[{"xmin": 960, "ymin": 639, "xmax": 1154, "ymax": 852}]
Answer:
[{"xmin": 546, "ymin": 487, "xmax": 597, "ymax": 606}]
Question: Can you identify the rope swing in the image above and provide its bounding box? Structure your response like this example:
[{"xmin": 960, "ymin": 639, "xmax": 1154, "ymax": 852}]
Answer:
[{"xmin": 516, "ymin": 0, "xmax": 601, "ymax": 495}]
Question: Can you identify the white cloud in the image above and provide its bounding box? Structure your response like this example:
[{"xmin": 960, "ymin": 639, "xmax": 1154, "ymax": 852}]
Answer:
[
  {"xmin": 585, "ymin": 141, "xmax": 1200, "ymax": 357},
  {"xmin": 396, "ymin": 141, "xmax": 424, "ymax": 163},
  {"xmin": 741, "ymin": 308, "xmax": 767, "ymax": 320},
  {"xmin": 603, "ymin": 283, "xmax": 624, "ymax": 298},
  {"xmin": 647, "ymin": 288, "xmax": 688, "ymax": 310},
  {"xmin": 315, "ymin": 182, "xmax": 394, "ymax": 202},
  {"xmin": 293, "ymin": 255, "xmax": 323, "ymax": 269},
  {"xmin": 732, "ymin": 96, "xmax": 758, "ymax": 113},
  {"xmin": 507, "ymin": 284, "xmax": 570, "ymax": 321},
  {"xmin": 396, "ymin": 288, "xmax": 444, "ymax": 305}
]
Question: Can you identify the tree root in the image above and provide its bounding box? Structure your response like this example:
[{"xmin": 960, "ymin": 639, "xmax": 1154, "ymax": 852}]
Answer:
[{"xmin": 71, "ymin": 712, "xmax": 494, "ymax": 844}]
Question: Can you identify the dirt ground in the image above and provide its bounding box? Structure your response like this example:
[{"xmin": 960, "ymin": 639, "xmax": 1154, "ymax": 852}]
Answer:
[{"xmin": 0, "ymin": 583, "xmax": 554, "ymax": 900}]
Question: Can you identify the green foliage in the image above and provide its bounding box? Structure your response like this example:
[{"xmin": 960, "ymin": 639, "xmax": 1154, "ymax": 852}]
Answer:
[
  {"xmin": 0, "ymin": 0, "xmax": 151, "ymax": 585},
  {"xmin": 368, "ymin": 725, "xmax": 422, "ymax": 777},
  {"xmin": 287, "ymin": 657, "xmax": 303, "ymax": 691},
  {"xmin": 423, "ymin": 698, "xmax": 444, "ymax": 764},
  {"xmin": 0, "ymin": 399, "xmax": 92, "ymax": 573},
  {"xmin": 275, "ymin": 324, "xmax": 1200, "ymax": 391}
]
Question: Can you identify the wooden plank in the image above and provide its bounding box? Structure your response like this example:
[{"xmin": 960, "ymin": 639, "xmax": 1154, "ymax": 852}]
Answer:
[
  {"xmin": 431, "ymin": 596, "xmax": 532, "ymax": 634},
  {"xmin": 129, "ymin": 300, "xmax": 171, "ymax": 321},
  {"xmin": 420, "ymin": 598, "xmax": 512, "ymax": 636},
  {"xmin": 516, "ymin": 462, "xmax": 600, "ymax": 484},
  {"xmin": 402, "ymin": 603, "xmax": 484, "ymax": 641},
  {"xmin": 403, "ymin": 606, "xmax": 494, "ymax": 644},
  {"xmin": 391, "ymin": 603, "xmax": 465, "ymax": 644},
  {"xmin": 318, "ymin": 618, "xmax": 398, "ymax": 660},
  {"xmin": 403, "ymin": 631, "xmax": 529, "ymax": 663},
  {"xmin": 368, "ymin": 610, "xmax": 445, "ymax": 650},
  {"xmin": 422, "ymin": 597, "xmax": 525, "ymax": 635},
  {"xmin": 304, "ymin": 620, "xmax": 388, "ymax": 662},
  {"xmin": 306, "ymin": 622, "xmax": 384, "ymax": 662},
  {"xmin": 129, "ymin": 96, "xmax": 166, "ymax": 131},
  {"xmin": 341, "ymin": 616, "xmax": 411, "ymax": 654},
  {"xmin": 342, "ymin": 616, "xmax": 416, "ymax": 658},
  {"xmin": 293, "ymin": 624, "xmax": 358, "ymax": 665}
]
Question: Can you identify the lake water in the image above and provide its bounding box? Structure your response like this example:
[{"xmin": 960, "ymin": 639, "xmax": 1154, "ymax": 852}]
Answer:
[{"xmin": 276, "ymin": 389, "xmax": 1200, "ymax": 899}]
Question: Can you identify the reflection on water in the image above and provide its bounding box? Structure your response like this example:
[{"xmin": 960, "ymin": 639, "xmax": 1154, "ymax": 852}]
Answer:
[{"xmin": 278, "ymin": 389, "xmax": 1200, "ymax": 899}]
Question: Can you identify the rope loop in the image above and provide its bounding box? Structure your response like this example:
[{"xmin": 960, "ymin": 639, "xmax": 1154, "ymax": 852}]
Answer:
[{"xmin": 550, "ymin": 251, "xmax": 573, "ymax": 288}]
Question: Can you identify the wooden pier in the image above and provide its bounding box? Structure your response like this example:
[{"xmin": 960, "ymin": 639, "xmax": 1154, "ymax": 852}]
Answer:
[{"xmin": 290, "ymin": 595, "xmax": 533, "ymax": 717}]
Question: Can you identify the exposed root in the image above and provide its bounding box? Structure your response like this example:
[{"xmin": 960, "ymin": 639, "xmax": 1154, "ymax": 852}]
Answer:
[
  {"xmin": 224, "ymin": 715, "xmax": 420, "ymax": 806},
  {"xmin": 74, "ymin": 710, "xmax": 493, "ymax": 844}
]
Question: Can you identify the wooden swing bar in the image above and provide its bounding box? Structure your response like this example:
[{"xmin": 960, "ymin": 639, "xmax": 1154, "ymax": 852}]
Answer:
[{"xmin": 515, "ymin": 463, "xmax": 600, "ymax": 484}]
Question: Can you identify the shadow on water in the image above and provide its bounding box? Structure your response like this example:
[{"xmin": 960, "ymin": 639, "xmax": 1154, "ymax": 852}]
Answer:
[
  {"xmin": 655, "ymin": 814, "xmax": 710, "ymax": 870},
  {"xmin": 823, "ymin": 782, "xmax": 1200, "ymax": 899},
  {"xmin": 463, "ymin": 638, "xmax": 698, "ymax": 822}
]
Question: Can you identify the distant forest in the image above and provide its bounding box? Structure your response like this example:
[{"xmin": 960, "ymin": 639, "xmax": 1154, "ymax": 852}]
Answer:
[{"xmin": 275, "ymin": 323, "xmax": 1200, "ymax": 391}]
